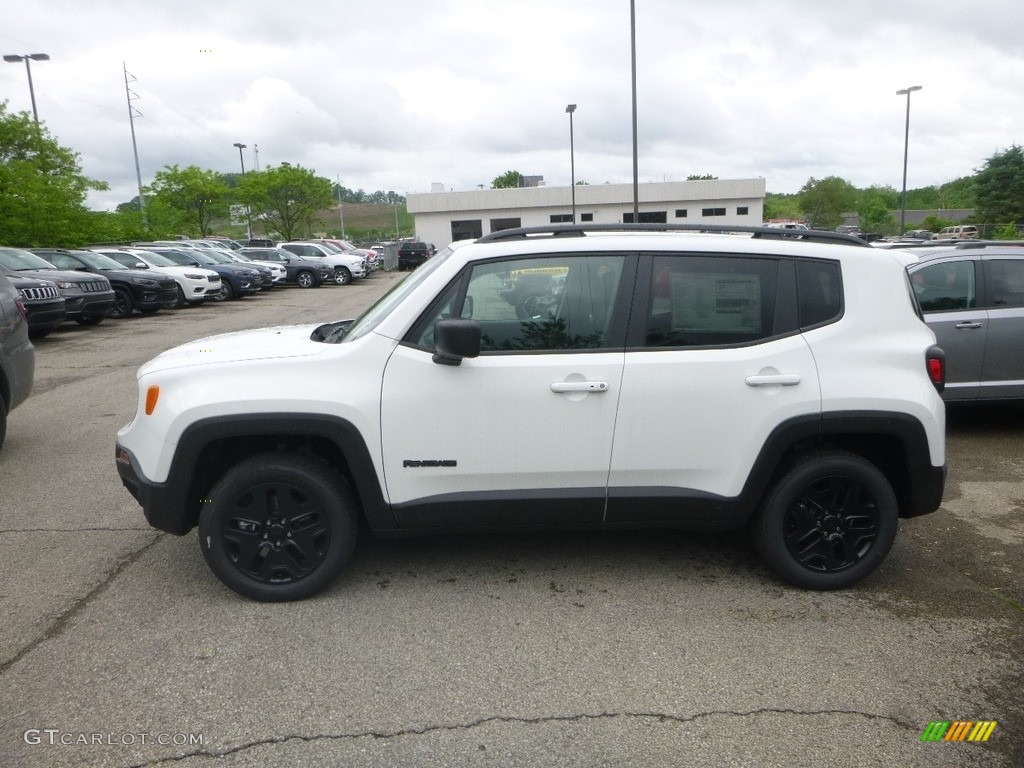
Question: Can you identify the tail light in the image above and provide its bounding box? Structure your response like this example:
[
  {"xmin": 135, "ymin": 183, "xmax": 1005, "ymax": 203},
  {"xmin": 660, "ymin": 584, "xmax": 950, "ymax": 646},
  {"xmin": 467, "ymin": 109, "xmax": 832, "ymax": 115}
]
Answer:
[
  {"xmin": 926, "ymin": 345, "xmax": 945, "ymax": 393},
  {"xmin": 14, "ymin": 297, "xmax": 28, "ymax": 320}
]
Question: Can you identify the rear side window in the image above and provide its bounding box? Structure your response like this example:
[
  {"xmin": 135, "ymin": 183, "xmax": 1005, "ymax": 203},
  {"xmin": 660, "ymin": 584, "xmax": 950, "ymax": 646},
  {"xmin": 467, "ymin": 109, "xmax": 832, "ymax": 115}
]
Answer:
[
  {"xmin": 644, "ymin": 256, "xmax": 779, "ymax": 347},
  {"xmin": 911, "ymin": 260, "xmax": 977, "ymax": 312},
  {"xmin": 987, "ymin": 260, "xmax": 1024, "ymax": 308},
  {"xmin": 796, "ymin": 260, "xmax": 842, "ymax": 327}
]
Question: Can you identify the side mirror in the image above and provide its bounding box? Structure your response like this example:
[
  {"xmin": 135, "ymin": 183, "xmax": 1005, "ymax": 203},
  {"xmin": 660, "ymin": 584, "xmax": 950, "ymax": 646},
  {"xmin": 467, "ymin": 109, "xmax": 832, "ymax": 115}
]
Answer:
[
  {"xmin": 432, "ymin": 319, "xmax": 481, "ymax": 366},
  {"xmin": 134, "ymin": 262, "xmax": 148, "ymax": 269}
]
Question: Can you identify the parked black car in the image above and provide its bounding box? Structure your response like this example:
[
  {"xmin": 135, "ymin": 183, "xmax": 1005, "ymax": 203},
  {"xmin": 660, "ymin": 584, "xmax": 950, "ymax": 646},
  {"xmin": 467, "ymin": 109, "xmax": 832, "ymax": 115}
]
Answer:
[
  {"xmin": 139, "ymin": 246, "xmax": 262, "ymax": 301},
  {"xmin": 9, "ymin": 275, "xmax": 65, "ymax": 339},
  {"xmin": 397, "ymin": 240, "xmax": 431, "ymax": 271},
  {"xmin": 0, "ymin": 247, "xmax": 114, "ymax": 326},
  {"xmin": 0, "ymin": 271, "xmax": 35, "ymax": 451},
  {"xmin": 238, "ymin": 247, "xmax": 332, "ymax": 288},
  {"xmin": 33, "ymin": 249, "xmax": 177, "ymax": 318}
]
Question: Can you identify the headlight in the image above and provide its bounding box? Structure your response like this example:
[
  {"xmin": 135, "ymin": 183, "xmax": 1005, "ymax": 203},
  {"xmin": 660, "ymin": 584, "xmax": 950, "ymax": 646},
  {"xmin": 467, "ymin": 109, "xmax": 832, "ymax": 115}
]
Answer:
[
  {"xmin": 131, "ymin": 277, "xmax": 159, "ymax": 287},
  {"xmin": 184, "ymin": 272, "xmax": 205, "ymax": 280}
]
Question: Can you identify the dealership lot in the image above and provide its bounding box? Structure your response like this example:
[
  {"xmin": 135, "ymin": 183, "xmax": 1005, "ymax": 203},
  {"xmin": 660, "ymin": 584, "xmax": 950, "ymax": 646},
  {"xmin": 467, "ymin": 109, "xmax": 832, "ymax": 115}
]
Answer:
[{"xmin": 0, "ymin": 275, "xmax": 1021, "ymax": 767}]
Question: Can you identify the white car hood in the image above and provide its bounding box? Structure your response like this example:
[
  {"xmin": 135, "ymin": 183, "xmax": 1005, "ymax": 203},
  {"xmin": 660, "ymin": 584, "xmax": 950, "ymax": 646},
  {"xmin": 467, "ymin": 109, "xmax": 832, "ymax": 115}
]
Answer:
[{"xmin": 140, "ymin": 324, "xmax": 328, "ymax": 375}]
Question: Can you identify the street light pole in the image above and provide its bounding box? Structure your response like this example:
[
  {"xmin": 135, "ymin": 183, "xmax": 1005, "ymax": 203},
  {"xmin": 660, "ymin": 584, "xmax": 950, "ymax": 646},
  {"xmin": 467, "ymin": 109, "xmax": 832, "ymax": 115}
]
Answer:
[
  {"xmin": 896, "ymin": 85, "xmax": 922, "ymax": 234},
  {"xmin": 233, "ymin": 142, "xmax": 251, "ymax": 239},
  {"xmin": 3, "ymin": 53, "xmax": 49, "ymax": 125},
  {"xmin": 565, "ymin": 104, "xmax": 577, "ymax": 223}
]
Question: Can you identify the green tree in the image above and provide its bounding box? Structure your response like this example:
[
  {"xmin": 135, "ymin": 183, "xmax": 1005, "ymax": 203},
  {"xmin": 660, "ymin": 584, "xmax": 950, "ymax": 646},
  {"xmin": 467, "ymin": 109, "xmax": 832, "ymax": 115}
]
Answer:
[
  {"xmin": 686, "ymin": 174, "xmax": 718, "ymax": 180},
  {"xmin": 491, "ymin": 170, "xmax": 523, "ymax": 189},
  {"xmin": 974, "ymin": 145, "xmax": 1024, "ymax": 225},
  {"xmin": 763, "ymin": 193, "xmax": 802, "ymax": 222},
  {"xmin": 237, "ymin": 163, "xmax": 334, "ymax": 241},
  {"xmin": 0, "ymin": 101, "xmax": 108, "ymax": 246},
  {"xmin": 146, "ymin": 164, "xmax": 230, "ymax": 236},
  {"xmin": 798, "ymin": 176, "xmax": 857, "ymax": 230}
]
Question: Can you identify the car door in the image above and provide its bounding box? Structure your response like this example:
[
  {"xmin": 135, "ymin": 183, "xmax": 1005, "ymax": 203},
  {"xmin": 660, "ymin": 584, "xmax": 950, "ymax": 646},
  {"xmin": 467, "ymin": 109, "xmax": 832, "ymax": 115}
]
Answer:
[
  {"xmin": 607, "ymin": 253, "xmax": 822, "ymax": 524},
  {"xmin": 978, "ymin": 258, "xmax": 1024, "ymax": 399},
  {"xmin": 912, "ymin": 258, "xmax": 985, "ymax": 400},
  {"xmin": 380, "ymin": 252, "xmax": 632, "ymax": 528}
]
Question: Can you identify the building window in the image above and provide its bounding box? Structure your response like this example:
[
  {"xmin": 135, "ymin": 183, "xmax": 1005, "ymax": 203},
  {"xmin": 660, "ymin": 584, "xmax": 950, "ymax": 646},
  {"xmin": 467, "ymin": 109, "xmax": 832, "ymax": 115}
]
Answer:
[
  {"xmin": 550, "ymin": 214, "xmax": 573, "ymax": 223},
  {"xmin": 702, "ymin": 207, "xmax": 726, "ymax": 217},
  {"xmin": 581, "ymin": 213, "xmax": 593, "ymax": 222},
  {"xmin": 490, "ymin": 217, "xmax": 521, "ymax": 232},
  {"xmin": 737, "ymin": 206, "xmax": 749, "ymax": 216},
  {"xmin": 451, "ymin": 220, "xmax": 483, "ymax": 241},
  {"xmin": 624, "ymin": 211, "xmax": 667, "ymax": 224},
  {"xmin": 675, "ymin": 209, "xmax": 688, "ymax": 218}
]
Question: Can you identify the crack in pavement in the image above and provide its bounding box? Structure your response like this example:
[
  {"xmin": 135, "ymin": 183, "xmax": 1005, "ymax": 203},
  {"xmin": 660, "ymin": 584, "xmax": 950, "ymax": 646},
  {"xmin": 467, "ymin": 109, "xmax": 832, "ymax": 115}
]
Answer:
[
  {"xmin": 0, "ymin": 528, "xmax": 153, "ymax": 534},
  {"xmin": 0, "ymin": 533, "xmax": 163, "ymax": 674},
  {"xmin": 120, "ymin": 708, "xmax": 917, "ymax": 767}
]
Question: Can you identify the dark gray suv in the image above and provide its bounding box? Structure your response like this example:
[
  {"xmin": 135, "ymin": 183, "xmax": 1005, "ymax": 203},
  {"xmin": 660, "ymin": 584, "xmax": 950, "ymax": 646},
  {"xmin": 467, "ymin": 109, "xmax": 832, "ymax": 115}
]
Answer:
[
  {"xmin": 0, "ymin": 271, "xmax": 35, "ymax": 451},
  {"xmin": 909, "ymin": 243, "xmax": 1024, "ymax": 400}
]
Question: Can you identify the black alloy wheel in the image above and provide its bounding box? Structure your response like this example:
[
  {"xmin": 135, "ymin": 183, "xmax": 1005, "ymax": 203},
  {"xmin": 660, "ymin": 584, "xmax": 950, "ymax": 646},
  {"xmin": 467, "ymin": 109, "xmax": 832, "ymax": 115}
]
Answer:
[
  {"xmin": 199, "ymin": 453, "xmax": 358, "ymax": 601},
  {"xmin": 109, "ymin": 288, "xmax": 134, "ymax": 318},
  {"xmin": 754, "ymin": 450, "xmax": 898, "ymax": 590}
]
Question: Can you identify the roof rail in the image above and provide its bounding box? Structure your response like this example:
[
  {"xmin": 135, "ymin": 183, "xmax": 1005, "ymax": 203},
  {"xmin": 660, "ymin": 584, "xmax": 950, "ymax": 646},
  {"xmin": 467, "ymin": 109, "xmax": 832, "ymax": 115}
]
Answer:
[{"xmin": 475, "ymin": 223, "xmax": 870, "ymax": 247}]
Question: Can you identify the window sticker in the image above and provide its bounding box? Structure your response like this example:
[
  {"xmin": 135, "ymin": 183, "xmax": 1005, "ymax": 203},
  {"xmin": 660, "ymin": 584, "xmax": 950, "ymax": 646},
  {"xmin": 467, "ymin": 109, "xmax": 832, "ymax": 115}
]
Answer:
[{"xmin": 670, "ymin": 272, "xmax": 761, "ymax": 333}]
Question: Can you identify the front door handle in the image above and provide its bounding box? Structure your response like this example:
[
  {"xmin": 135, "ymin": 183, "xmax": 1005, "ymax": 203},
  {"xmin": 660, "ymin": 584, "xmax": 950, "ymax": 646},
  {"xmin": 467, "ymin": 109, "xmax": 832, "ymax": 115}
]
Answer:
[
  {"xmin": 551, "ymin": 381, "xmax": 609, "ymax": 393},
  {"xmin": 954, "ymin": 321, "xmax": 983, "ymax": 330},
  {"xmin": 745, "ymin": 373, "xmax": 801, "ymax": 387}
]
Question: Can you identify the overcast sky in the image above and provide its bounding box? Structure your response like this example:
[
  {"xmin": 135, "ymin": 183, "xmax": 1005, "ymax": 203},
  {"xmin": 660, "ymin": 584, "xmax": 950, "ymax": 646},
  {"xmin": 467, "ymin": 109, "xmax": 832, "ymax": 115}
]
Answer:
[{"xmin": 4, "ymin": 0, "xmax": 1023, "ymax": 211}]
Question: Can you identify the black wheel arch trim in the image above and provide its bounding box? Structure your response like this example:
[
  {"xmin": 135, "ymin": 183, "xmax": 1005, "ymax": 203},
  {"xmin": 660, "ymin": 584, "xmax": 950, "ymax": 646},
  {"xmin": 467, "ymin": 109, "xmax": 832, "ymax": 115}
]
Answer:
[{"xmin": 117, "ymin": 413, "xmax": 394, "ymax": 536}]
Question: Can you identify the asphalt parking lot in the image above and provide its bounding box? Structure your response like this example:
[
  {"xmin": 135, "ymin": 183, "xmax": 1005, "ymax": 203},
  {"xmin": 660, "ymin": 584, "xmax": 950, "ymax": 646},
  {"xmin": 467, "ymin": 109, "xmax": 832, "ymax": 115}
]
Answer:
[{"xmin": 1, "ymin": 274, "xmax": 1021, "ymax": 767}]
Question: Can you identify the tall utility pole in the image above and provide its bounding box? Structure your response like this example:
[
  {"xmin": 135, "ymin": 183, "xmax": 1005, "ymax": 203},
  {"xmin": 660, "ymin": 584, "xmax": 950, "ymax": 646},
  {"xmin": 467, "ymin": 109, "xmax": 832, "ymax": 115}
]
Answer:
[
  {"xmin": 233, "ymin": 142, "xmax": 252, "ymax": 240},
  {"xmin": 566, "ymin": 104, "xmax": 577, "ymax": 223},
  {"xmin": 123, "ymin": 62, "xmax": 146, "ymax": 220},
  {"xmin": 630, "ymin": 0, "xmax": 639, "ymax": 222},
  {"xmin": 337, "ymin": 175, "xmax": 346, "ymax": 238},
  {"xmin": 3, "ymin": 53, "xmax": 49, "ymax": 125},
  {"xmin": 897, "ymin": 85, "xmax": 923, "ymax": 234}
]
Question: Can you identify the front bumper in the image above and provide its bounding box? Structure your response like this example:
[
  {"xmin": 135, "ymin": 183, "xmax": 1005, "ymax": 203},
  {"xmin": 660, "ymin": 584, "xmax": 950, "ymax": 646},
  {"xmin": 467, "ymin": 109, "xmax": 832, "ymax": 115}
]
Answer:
[{"xmin": 115, "ymin": 444, "xmax": 195, "ymax": 535}]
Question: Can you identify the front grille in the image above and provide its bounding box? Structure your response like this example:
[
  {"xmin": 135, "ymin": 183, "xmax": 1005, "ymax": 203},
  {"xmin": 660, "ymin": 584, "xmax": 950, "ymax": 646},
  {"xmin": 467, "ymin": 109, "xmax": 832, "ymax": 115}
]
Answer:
[
  {"xmin": 207, "ymin": 275, "xmax": 219, "ymax": 282},
  {"xmin": 81, "ymin": 280, "xmax": 110, "ymax": 293},
  {"xmin": 21, "ymin": 286, "xmax": 61, "ymax": 301}
]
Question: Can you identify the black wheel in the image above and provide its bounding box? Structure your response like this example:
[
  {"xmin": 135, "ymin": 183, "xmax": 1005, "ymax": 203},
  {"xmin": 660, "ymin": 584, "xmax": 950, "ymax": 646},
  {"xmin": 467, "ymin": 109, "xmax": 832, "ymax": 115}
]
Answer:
[
  {"xmin": 28, "ymin": 327, "xmax": 53, "ymax": 340},
  {"xmin": 198, "ymin": 453, "xmax": 358, "ymax": 601},
  {"xmin": 296, "ymin": 270, "xmax": 315, "ymax": 288},
  {"xmin": 333, "ymin": 267, "xmax": 351, "ymax": 285},
  {"xmin": 753, "ymin": 450, "xmax": 898, "ymax": 590},
  {"xmin": 173, "ymin": 285, "xmax": 187, "ymax": 309},
  {"xmin": 109, "ymin": 288, "xmax": 134, "ymax": 318},
  {"xmin": 75, "ymin": 316, "xmax": 104, "ymax": 326}
]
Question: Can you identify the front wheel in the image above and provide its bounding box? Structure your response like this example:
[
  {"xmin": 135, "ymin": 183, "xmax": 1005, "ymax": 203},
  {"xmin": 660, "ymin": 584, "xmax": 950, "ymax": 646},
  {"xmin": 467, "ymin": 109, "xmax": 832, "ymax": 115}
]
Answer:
[
  {"xmin": 753, "ymin": 450, "xmax": 898, "ymax": 590},
  {"xmin": 172, "ymin": 285, "xmax": 187, "ymax": 309},
  {"xmin": 198, "ymin": 453, "xmax": 359, "ymax": 601},
  {"xmin": 214, "ymin": 281, "xmax": 235, "ymax": 302},
  {"xmin": 109, "ymin": 288, "xmax": 134, "ymax": 319},
  {"xmin": 296, "ymin": 270, "xmax": 315, "ymax": 288},
  {"xmin": 333, "ymin": 267, "xmax": 352, "ymax": 285}
]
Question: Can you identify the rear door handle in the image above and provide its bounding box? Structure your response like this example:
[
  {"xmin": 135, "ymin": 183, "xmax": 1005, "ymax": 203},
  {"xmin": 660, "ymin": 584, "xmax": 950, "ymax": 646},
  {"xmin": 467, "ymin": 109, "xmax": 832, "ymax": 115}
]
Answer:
[
  {"xmin": 745, "ymin": 374, "xmax": 801, "ymax": 387},
  {"xmin": 954, "ymin": 321, "xmax": 984, "ymax": 329},
  {"xmin": 551, "ymin": 381, "xmax": 609, "ymax": 393}
]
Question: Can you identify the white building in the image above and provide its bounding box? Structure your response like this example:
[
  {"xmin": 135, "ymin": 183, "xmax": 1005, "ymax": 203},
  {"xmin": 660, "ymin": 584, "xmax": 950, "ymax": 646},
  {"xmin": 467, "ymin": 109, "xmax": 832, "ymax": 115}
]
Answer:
[{"xmin": 406, "ymin": 178, "xmax": 766, "ymax": 248}]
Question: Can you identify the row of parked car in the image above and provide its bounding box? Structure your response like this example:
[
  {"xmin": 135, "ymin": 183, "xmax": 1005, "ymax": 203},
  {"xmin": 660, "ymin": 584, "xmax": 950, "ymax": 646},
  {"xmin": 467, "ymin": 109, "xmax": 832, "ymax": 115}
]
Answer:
[
  {"xmin": 0, "ymin": 236, "xmax": 393, "ymax": 452},
  {"xmin": 0, "ymin": 238, "xmax": 385, "ymax": 341}
]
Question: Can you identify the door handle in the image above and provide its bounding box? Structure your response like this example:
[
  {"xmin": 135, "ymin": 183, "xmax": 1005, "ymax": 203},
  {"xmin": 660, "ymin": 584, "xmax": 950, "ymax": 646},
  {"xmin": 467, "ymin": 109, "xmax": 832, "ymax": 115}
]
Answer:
[
  {"xmin": 550, "ymin": 381, "xmax": 609, "ymax": 393},
  {"xmin": 954, "ymin": 321, "xmax": 983, "ymax": 329},
  {"xmin": 745, "ymin": 373, "xmax": 801, "ymax": 387}
]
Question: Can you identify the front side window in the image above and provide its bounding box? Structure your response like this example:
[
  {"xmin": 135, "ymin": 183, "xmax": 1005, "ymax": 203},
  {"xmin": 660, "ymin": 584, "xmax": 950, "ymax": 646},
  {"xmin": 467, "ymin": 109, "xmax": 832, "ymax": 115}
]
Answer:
[
  {"xmin": 407, "ymin": 255, "xmax": 625, "ymax": 353},
  {"xmin": 645, "ymin": 256, "xmax": 779, "ymax": 347},
  {"xmin": 911, "ymin": 260, "xmax": 976, "ymax": 312}
]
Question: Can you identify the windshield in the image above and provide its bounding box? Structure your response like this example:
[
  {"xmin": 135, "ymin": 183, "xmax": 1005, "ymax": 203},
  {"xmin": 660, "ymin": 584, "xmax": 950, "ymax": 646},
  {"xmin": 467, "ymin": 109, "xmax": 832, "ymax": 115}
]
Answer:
[
  {"xmin": 77, "ymin": 252, "xmax": 130, "ymax": 270},
  {"xmin": 341, "ymin": 246, "xmax": 452, "ymax": 343},
  {"xmin": 135, "ymin": 251, "xmax": 176, "ymax": 267},
  {"xmin": 203, "ymin": 251, "xmax": 235, "ymax": 264},
  {"xmin": 0, "ymin": 247, "xmax": 59, "ymax": 270}
]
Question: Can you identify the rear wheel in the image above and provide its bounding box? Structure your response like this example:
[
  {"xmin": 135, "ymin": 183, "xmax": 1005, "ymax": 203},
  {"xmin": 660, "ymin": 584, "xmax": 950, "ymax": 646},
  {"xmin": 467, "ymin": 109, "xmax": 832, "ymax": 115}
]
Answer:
[
  {"xmin": 109, "ymin": 288, "xmax": 134, "ymax": 319},
  {"xmin": 198, "ymin": 453, "xmax": 359, "ymax": 601},
  {"xmin": 753, "ymin": 450, "xmax": 898, "ymax": 590}
]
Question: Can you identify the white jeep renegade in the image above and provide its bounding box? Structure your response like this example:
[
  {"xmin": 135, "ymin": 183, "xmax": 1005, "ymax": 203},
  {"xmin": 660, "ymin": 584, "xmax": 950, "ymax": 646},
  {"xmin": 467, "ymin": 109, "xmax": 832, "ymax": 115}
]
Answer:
[{"xmin": 115, "ymin": 225, "xmax": 947, "ymax": 601}]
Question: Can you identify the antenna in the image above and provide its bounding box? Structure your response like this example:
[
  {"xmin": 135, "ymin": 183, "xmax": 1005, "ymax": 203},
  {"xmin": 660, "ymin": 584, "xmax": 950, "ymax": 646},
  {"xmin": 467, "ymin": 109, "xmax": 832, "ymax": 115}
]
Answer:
[{"xmin": 123, "ymin": 62, "xmax": 146, "ymax": 221}]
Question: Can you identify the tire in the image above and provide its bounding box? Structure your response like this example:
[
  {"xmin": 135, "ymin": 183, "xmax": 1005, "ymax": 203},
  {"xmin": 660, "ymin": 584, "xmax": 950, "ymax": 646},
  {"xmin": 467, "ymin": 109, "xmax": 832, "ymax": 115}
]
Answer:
[
  {"xmin": 753, "ymin": 450, "xmax": 898, "ymax": 590},
  {"xmin": 173, "ymin": 285, "xmax": 187, "ymax": 309},
  {"xmin": 0, "ymin": 397, "xmax": 7, "ymax": 452},
  {"xmin": 28, "ymin": 327, "xmax": 53, "ymax": 340},
  {"xmin": 198, "ymin": 452, "xmax": 359, "ymax": 601},
  {"xmin": 333, "ymin": 267, "xmax": 351, "ymax": 286},
  {"xmin": 213, "ymin": 281, "xmax": 234, "ymax": 302},
  {"xmin": 296, "ymin": 270, "xmax": 315, "ymax": 289},
  {"xmin": 75, "ymin": 316, "xmax": 104, "ymax": 326},
  {"xmin": 109, "ymin": 288, "xmax": 134, "ymax": 319}
]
